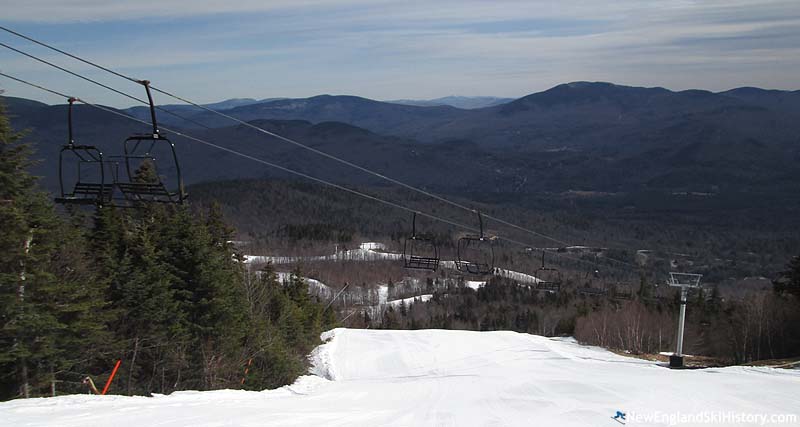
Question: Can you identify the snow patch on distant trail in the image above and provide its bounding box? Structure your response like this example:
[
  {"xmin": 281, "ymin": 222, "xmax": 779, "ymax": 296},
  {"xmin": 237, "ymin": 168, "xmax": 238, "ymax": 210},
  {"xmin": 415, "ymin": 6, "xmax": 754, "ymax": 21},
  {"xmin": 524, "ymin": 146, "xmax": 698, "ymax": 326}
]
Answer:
[
  {"xmin": 359, "ymin": 242, "xmax": 385, "ymax": 251},
  {"xmin": 377, "ymin": 284, "xmax": 389, "ymax": 305},
  {"xmin": 275, "ymin": 272, "xmax": 332, "ymax": 297},
  {"xmin": 243, "ymin": 242, "xmax": 401, "ymax": 265},
  {"xmin": 387, "ymin": 294, "xmax": 433, "ymax": 306},
  {"xmin": 244, "ymin": 242, "xmax": 545, "ymax": 288},
  {"xmin": 465, "ymin": 280, "xmax": 486, "ymax": 290}
]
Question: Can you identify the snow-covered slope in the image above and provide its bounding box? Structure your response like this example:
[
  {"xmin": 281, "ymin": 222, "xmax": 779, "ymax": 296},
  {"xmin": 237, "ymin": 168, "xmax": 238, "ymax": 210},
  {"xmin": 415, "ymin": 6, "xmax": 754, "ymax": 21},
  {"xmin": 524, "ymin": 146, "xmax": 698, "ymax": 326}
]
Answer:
[
  {"xmin": 274, "ymin": 271, "xmax": 333, "ymax": 298},
  {"xmin": 386, "ymin": 294, "xmax": 433, "ymax": 307},
  {"xmin": 3, "ymin": 329, "xmax": 798, "ymax": 426}
]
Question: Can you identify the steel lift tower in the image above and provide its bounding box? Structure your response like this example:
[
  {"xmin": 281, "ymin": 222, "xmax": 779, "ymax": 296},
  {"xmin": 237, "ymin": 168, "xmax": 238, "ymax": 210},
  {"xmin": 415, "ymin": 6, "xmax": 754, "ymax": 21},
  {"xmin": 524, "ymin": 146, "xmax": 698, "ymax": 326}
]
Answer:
[{"xmin": 667, "ymin": 272, "xmax": 703, "ymax": 368}]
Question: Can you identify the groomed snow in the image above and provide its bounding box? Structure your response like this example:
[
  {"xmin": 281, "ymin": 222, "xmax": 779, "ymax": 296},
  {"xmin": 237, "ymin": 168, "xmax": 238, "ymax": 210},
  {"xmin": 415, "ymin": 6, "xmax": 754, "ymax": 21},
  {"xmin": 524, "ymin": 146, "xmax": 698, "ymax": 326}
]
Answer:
[{"xmin": 3, "ymin": 329, "xmax": 798, "ymax": 426}]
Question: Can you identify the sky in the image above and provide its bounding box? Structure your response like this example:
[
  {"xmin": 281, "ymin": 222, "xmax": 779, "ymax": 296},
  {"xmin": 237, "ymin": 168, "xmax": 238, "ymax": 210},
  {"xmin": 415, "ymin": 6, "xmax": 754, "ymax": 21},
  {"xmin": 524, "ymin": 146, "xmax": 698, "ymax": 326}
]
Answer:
[{"xmin": 1, "ymin": 0, "xmax": 799, "ymax": 108}]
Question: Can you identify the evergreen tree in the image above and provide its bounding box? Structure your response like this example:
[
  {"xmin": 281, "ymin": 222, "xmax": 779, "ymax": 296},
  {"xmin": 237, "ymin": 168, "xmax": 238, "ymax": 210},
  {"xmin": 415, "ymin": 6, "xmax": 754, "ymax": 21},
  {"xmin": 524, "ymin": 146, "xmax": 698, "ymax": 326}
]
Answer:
[
  {"xmin": 774, "ymin": 256, "xmax": 800, "ymax": 300},
  {"xmin": 0, "ymin": 101, "xmax": 336, "ymax": 398},
  {"xmin": 239, "ymin": 265, "xmax": 332, "ymax": 390},
  {"xmin": 108, "ymin": 224, "xmax": 185, "ymax": 395},
  {"xmin": 0, "ymin": 101, "xmax": 106, "ymax": 399}
]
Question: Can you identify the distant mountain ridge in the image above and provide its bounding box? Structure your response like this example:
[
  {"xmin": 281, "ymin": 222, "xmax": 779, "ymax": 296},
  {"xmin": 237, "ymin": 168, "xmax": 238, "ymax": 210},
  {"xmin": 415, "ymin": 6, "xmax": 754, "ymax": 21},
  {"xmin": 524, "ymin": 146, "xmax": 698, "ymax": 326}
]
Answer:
[
  {"xmin": 107, "ymin": 81, "xmax": 800, "ymax": 149},
  {"xmin": 2, "ymin": 81, "xmax": 799, "ymax": 199},
  {"xmin": 122, "ymin": 97, "xmax": 285, "ymax": 122},
  {"xmin": 388, "ymin": 96, "xmax": 514, "ymax": 109}
]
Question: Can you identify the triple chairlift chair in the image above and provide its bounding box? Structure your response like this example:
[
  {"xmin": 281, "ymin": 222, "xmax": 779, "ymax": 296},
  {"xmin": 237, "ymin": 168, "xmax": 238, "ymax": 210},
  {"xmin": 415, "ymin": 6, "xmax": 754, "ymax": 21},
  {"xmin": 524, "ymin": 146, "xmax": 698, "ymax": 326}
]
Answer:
[
  {"xmin": 535, "ymin": 251, "xmax": 562, "ymax": 292},
  {"xmin": 116, "ymin": 80, "xmax": 187, "ymax": 205},
  {"xmin": 55, "ymin": 97, "xmax": 116, "ymax": 206},
  {"xmin": 456, "ymin": 212, "xmax": 495, "ymax": 276},
  {"xmin": 403, "ymin": 212, "xmax": 440, "ymax": 271}
]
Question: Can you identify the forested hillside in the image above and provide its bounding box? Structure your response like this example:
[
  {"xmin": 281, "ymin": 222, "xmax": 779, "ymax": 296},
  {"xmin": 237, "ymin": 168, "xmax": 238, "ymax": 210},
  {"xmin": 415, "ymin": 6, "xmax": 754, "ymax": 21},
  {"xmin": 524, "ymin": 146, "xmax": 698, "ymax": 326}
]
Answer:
[
  {"xmin": 0, "ymin": 102, "xmax": 334, "ymax": 400},
  {"xmin": 4, "ymin": 81, "xmax": 800, "ymax": 199},
  {"xmin": 365, "ymin": 274, "xmax": 800, "ymax": 365},
  {"xmin": 189, "ymin": 178, "xmax": 800, "ymax": 283},
  {"xmin": 187, "ymin": 176, "xmax": 800, "ymax": 365}
]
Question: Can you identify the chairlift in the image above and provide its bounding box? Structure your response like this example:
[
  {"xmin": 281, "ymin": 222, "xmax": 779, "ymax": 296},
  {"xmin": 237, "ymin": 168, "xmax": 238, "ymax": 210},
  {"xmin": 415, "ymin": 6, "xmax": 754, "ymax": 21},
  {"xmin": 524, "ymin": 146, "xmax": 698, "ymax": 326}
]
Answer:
[
  {"xmin": 611, "ymin": 283, "xmax": 634, "ymax": 300},
  {"xmin": 642, "ymin": 281, "xmax": 666, "ymax": 304},
  {"xmin": 577, "ymin": 254, "xmax": 607, "ymax": 296},
  {"xmin": 403, "ymin": 212, "xmax": 439, "ymax": 271},
  {"xmin": 535, "ymin": 251, "xmax": 562, "ymax": 292},
  {"xmin": 55, "ymin": 97, "xmax": 117, "ymax": 206},
  {"xmin": 456, "ymin": 211, "xmax": 494, "ymax": 276},
  {"xmin": 577, "ymin": 281, "xmax": 607, "ymax": 296},
  {"xmin": 117, "ymin": 80, "xmax": 186, "ymax": 204}
]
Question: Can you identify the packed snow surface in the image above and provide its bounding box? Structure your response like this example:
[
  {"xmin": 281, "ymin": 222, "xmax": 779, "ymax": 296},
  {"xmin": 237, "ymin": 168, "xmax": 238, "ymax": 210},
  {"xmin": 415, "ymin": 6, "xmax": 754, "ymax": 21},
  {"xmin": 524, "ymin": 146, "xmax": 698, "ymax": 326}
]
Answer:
[{"xmin": 3, "ymin": 329, "xmax": 799, "ymax": 426}]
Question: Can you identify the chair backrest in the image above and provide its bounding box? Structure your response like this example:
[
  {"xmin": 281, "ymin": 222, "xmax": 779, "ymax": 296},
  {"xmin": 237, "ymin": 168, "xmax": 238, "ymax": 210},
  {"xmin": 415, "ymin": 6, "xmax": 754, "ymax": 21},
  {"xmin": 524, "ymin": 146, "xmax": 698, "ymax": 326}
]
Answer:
[
  {"xmin": 117, "ymin": 81, "xmax": 186, "ymax": 205},
  {"xmin": 457, "ymin": 236, "xmax": 494, "ymax": 275},
  {"xmin": 56, "ymin": 98, "xmax": 118, "ymax": 206},
  {"xmin": 403, "ymin": 213, "xmax": 440, "ymax": 271}
]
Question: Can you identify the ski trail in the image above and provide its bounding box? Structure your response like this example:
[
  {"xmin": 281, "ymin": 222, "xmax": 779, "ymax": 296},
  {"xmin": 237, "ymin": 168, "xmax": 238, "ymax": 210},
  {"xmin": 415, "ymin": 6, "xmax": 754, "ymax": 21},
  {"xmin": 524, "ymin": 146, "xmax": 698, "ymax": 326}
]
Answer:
[{"xmin": 3, "ymin": 329, "xmax": 799, "ymax": 426}]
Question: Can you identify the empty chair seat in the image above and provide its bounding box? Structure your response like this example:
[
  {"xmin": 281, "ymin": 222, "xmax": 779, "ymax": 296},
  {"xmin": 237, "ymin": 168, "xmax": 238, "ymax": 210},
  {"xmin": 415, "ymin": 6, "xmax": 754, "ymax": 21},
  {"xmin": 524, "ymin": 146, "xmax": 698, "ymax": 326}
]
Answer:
[
  {"xmin": 118, "ymin": 182, "xmax": 171, "ymax": 196},
  {"xmin": 403, "ymin": 213, "xmax": 440, "ymax": 271},
  {"xmin": 406, "ymin": 254, "xmax": 439, "ymax": 270}
]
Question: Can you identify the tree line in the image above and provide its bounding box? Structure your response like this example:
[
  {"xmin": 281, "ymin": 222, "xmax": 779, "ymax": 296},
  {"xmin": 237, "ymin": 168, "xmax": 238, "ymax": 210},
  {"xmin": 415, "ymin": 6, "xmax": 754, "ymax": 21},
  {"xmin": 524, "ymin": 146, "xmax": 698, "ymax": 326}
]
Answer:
[
  {"xmin": 0, "ymin": 102, "xmax": 334, "ymax": 400},
  {"xmin": 362, "ymin": 272, "xmax": 800, "ymax": 364}
]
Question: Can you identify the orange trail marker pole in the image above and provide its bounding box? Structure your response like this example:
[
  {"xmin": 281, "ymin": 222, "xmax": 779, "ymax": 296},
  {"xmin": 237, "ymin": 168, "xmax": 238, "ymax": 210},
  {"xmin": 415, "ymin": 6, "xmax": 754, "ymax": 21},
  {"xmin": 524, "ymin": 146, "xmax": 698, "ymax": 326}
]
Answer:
[
  {"xmin": 102, "ymin": 360, "xmax": 122, "ymax": 395},
  {"xmin": 240, "ymin": 358, "xmax": 253, "ymax": 385}
]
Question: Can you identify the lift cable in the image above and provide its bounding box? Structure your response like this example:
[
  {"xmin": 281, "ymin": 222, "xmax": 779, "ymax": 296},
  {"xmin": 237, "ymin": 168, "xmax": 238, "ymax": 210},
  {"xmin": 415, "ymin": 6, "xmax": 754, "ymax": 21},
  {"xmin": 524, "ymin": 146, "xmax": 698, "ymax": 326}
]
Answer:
[
  {"xmin": 0, "ymin": 71, "xmax": 639, "ymax": 275},
  {"xmin": 0, "ymin": 26, "xmax": 641, "ymax": 271},
  {"xmin": 0, "ymin": 41, "xmax": 211, "ymax": 130}
]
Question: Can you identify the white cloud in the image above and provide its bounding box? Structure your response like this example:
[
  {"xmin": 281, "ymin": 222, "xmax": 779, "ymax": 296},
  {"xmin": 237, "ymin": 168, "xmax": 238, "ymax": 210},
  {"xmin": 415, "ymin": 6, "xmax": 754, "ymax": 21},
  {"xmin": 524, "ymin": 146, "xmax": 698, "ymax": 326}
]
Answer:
[
  {"xmin": 0, "ymin": 0, "xmax": 377, "ymax": 23},
  {"xmin": 1, "ymin": 0, "xmax": 799, "ymax": 106}
]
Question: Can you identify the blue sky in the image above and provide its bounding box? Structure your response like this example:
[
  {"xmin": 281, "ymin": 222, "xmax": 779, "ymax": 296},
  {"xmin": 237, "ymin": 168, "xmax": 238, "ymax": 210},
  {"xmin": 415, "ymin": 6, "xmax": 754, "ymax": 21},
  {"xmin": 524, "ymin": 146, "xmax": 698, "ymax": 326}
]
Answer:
[{"xmin": 1, "ymin": 0, "xmax": 799, "ymax": 108}]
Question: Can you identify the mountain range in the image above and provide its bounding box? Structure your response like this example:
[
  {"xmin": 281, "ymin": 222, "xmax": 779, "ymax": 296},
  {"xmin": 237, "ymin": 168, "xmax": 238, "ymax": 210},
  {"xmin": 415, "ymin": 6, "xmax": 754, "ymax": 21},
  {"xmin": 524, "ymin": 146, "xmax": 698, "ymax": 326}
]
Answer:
[
  {"xmin": 2, "ymin": 81, "xmax": 799, "ymax": 201},
  {"xmin": 122, "ymin": 95, "xmax": 512, "ymax": 125},
  {"xmin": 387, "ymin": 96, "xmax": 514, "ymax": 109}
]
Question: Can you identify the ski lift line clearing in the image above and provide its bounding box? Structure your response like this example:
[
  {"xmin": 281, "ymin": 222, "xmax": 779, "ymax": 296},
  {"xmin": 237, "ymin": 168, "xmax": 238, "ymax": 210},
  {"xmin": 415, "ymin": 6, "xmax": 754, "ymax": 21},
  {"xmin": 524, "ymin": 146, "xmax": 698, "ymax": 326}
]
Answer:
[{"xmin": 0, "ymin": 70, "xmax": 643, "ymax": 278}]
